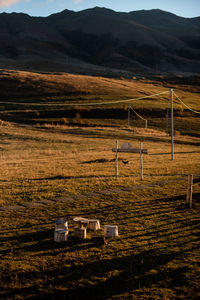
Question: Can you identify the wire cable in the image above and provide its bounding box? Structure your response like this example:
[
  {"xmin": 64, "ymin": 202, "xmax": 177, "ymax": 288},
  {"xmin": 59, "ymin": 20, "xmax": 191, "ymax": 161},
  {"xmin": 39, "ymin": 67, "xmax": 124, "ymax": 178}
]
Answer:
[
  {"xmin": 0, "ymin": 91, "xmax": 169, "ymax": 107},
  {"xmin": 173, "ymin": 92, "xmax": 200, "ymax": 114},
  {"xmin": 129, "ymin": 105, "xmax": 147, "ymax": 121}
]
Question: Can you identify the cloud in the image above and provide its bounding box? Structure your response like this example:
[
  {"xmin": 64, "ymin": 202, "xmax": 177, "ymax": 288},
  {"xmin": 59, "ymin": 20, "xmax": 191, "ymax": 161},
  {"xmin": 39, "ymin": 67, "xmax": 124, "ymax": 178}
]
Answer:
[
  {"xmin": 0, "ymin": 0, "xmax": 21, "ymax": 8},
  {"xmin": 74, "ymin": 0, "xmax": 83, "ymax": 3}
]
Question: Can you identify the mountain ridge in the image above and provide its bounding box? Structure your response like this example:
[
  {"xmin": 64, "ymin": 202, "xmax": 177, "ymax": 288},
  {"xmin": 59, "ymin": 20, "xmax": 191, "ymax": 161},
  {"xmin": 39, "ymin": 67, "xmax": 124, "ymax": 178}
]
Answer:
[{"xmin": 0, "ymin": 7, "xmax": 200, "ymax": 75}]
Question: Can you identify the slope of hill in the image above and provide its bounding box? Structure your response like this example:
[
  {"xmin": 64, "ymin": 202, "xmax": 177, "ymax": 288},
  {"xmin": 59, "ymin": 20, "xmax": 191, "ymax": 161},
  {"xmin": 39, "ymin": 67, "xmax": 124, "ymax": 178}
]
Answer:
[{"xmin": 0, "ymin": 7, "xmax": 200, "ymax": 74}]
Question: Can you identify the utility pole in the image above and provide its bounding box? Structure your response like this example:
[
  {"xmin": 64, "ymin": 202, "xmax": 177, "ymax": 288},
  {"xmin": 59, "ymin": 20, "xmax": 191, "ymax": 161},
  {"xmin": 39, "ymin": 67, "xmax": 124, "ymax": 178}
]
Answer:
[
  {"xmin": 166, "ymin": 108, "xmax": 169, "ymax": 135},
  {"xmin": 171, "ymin": 88, "xmax": 174, "ymax": 160}
]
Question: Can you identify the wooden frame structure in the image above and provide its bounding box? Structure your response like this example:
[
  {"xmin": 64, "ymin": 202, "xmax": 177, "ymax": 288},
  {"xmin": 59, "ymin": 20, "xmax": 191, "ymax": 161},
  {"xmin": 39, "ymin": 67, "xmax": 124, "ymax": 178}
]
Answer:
[{"xmin": 112, "ymin": 141, "xmax": 148, "ymax": 179}]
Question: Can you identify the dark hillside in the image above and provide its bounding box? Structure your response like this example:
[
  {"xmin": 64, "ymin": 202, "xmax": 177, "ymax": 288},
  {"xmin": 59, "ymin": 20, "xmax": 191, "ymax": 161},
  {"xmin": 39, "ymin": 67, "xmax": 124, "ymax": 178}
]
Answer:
[{"xmin": 0, "ymin": 7, "xmax": 199, "ymax": 74}]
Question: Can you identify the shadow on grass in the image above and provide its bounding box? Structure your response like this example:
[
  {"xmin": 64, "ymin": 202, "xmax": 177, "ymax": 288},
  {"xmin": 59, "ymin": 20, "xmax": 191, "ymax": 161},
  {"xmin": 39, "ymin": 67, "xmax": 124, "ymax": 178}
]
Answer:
[
  {"xmin": 1, "ymin": 192, "xmax": 199, "ymax": 234},
  {"xmin": 1, "ymin": 192, "xmax": 199, "ymax": 256},
  {"xmin": 1, "ymin": 249, "xmax": 190, "ymax": 299},
  {"xmin": 1, "ymin": 173, "xmax": 197, "ymax": 183},
  {"xmin": 1, "ymin": 192, "xmax": 199, "ymax": 298},
  {"xmin": 0, "ymin": 229, "xmax": 95, "ymax": 255},
  {"xmin": 59, "ymin": 127, "xmax": 199, "ymax": 145},
  {"xmin": 100, "ymin": 194, "xmax": 196, "ymax": 221},
  {"xmin": 0, "ymin": 132, "xmax": 71, "ymax": 144},
  {"xmin": 31, "ymin": 174, "xmax": 115, "ymax": 181},
  {"xmin": 0, "ymin": 174, "xmax": 115, "ymax": 183},
  {"xmin": 149, "ymin": 150, "xmax": 200, "ymax": 155}
]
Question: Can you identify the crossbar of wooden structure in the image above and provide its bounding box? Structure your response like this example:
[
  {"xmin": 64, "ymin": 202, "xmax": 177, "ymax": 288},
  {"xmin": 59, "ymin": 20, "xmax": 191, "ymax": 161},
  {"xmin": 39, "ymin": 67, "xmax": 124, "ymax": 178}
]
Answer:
[{"xmin": 112, "ymin": 148, "xmax": 148, "ymax": 154}]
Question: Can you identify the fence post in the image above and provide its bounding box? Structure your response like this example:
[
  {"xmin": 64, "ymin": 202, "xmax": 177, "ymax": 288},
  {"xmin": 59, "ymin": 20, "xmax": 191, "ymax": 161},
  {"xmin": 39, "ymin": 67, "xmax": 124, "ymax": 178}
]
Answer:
[
  {"xmin": 140, "ymin": 142, "xmax": 143, "ymax": 180},
  {"xmin": 115, "ymin": 140, "xmax": 119, "ymax": 178},
  {"xmin": 186, "ymin": 174, "xmax": 193, "ymax": 208},
  {"xmin": 128, "ymin": 105, "xmax": 130, "ymax": 126}
]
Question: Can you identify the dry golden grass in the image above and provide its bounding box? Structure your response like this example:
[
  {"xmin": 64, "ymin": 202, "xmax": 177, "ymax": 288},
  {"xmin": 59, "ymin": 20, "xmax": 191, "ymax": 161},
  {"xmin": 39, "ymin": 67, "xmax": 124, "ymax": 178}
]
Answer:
[
  {"xmin": 0, "ymin": 122, "xmax": 199, "ymax": 206},
  {"xmin": 0, "ymin": 121, "xmax": 199, "ymax": 299},
  {"xmin": 0, "ymin": 69, "xmax": 200, "ymax": 108},
  {"xmin": 0, "ymin": 69, "xmax": 154, "ymax": 97}
]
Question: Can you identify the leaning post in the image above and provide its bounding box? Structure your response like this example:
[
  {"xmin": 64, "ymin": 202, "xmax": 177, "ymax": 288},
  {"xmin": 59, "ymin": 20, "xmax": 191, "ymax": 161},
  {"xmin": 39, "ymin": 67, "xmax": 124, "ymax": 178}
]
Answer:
[{"xmin": 128, "ymin": 105, "xmax": 130, "ymax": 126}]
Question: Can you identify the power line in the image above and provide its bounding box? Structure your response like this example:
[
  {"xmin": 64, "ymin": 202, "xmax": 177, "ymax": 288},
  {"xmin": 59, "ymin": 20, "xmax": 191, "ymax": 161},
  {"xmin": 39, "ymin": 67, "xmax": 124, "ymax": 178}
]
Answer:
[
  {"xmin": 0, "ymin": 91, "xmax": 169, "ymax": 107},
  {"xmin": 129, "ymin": 105, "xmax": 148, "ymax": 128},
  {"xmin": 129, "ymin": 105, "xmax": 147, "ymax": 121},
  {"xmin": 174, "ymin": 92, "xmax": 200, "ymax": 114}
]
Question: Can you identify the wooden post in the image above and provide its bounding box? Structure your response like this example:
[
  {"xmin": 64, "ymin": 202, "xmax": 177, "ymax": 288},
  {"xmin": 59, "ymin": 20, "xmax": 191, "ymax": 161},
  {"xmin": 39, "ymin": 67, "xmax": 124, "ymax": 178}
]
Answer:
[
  {"xmin": 115, "ymin": 140, "xmax": 119, "ymax": 178},
  {"xmin": 128, "ymin": 105, "xmax": 130, "ymax": 126},
  {"xmin": 186, "ymin": 174, "xmax": 193, "ymax": 208},
  {"xmin": 140, "ymin": 142, "xmax": 143, "ymax": 180},
  {"xmin": 145, "ymin": 120, "xmax": 147, "ymax": 129}
]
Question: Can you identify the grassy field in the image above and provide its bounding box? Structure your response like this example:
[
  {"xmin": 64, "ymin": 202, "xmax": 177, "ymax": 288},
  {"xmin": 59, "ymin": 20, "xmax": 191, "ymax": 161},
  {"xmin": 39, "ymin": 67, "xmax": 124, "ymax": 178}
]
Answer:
[
  {"xmin": 0, "ymin": 119, "xmax": 199, "ymax": 299},
  {"xmin": 0, "ymin": 70, "xmax": 200, "ymax": 299}
]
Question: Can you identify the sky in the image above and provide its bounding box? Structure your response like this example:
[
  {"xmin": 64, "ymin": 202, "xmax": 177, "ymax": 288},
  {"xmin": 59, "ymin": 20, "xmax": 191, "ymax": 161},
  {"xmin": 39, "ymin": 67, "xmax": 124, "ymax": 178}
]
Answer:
[{"xmin": 0, "ymin": 0, "xmax": 199, "ymax": 18}]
